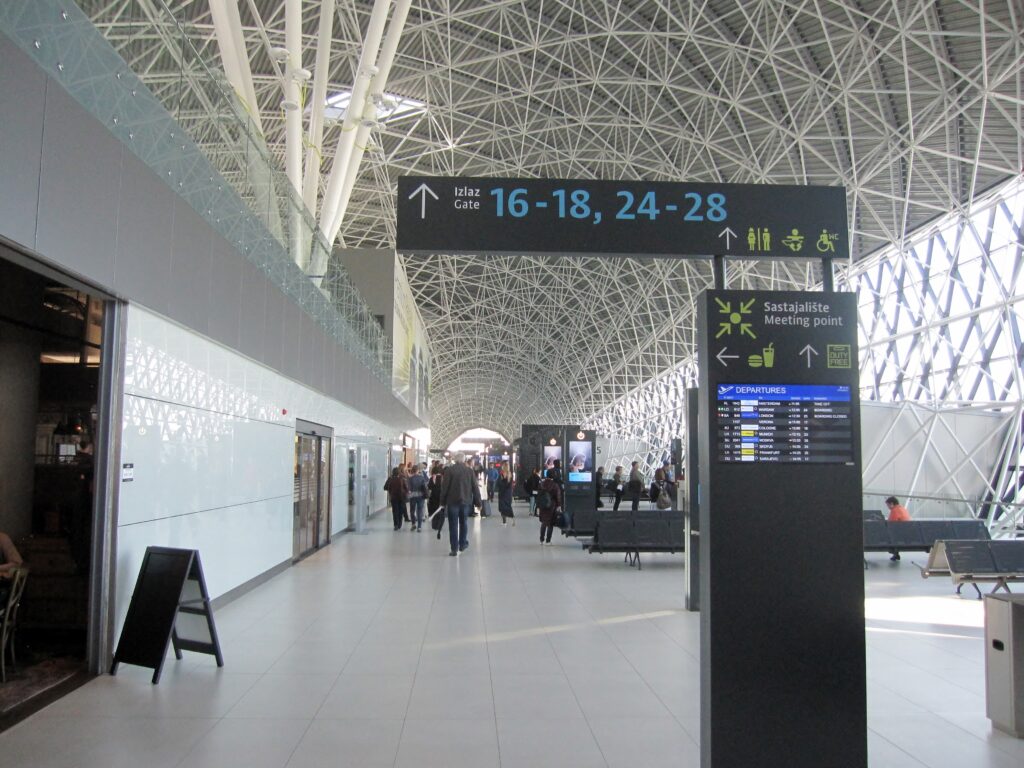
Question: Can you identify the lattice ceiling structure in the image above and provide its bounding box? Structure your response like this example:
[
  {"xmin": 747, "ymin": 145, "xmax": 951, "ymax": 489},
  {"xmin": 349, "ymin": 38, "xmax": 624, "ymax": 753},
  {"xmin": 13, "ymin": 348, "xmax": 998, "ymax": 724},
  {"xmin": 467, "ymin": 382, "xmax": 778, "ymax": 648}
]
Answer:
[{"xmin": 83, "ymin": 0, "xmax": 1023, "ymax": 448}]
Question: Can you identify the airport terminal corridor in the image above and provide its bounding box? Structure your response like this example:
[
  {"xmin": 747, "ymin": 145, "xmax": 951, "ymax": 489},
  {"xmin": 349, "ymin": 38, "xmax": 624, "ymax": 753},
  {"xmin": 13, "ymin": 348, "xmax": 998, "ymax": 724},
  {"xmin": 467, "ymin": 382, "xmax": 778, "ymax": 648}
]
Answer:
[{"xmin": 0, "ymin": 502, "xmax": 1019, "ymax": 768}]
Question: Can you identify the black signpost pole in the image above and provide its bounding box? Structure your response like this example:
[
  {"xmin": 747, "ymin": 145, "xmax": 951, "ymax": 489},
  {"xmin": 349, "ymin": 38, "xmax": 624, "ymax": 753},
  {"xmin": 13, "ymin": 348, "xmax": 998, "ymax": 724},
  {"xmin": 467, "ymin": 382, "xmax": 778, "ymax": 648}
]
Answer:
[
  {"xmin": 697, "ymin": 290, "xmax": 865, "ymax": 768},
  {"xmin": 712, "ymin": 255, "xmax": 725, "ymax": 289}
]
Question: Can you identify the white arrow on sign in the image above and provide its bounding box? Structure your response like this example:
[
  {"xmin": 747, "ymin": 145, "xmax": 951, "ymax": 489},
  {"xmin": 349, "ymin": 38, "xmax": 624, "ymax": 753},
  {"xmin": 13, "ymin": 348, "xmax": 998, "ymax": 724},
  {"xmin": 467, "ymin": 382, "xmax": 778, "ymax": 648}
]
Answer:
[
  {"xmin": 799, "ymin": 344, "xmax": 819, "ymax": 368},
  {"xmin": 718, "ymin": 227, "xmax": 738, "ymax": 249},
  {"xmin": 716, "ymin": 347, "xmax": 740, "ymax": 366},
  {"xmin": 408, "ymin": 183, "xmax": 439, "ymax": 219}
]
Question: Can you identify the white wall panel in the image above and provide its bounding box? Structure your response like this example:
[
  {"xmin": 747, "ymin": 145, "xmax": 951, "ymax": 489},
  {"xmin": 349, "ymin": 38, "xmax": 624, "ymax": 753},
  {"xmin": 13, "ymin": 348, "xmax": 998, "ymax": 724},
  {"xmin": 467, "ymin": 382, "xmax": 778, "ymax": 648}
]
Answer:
[
  {"xmin": 115, "ymin": 306, "xmax": 401, "ymax": 634},
  {"xmin": 115, "ymin": 497, "xmax": 292, "ymax": 634}
]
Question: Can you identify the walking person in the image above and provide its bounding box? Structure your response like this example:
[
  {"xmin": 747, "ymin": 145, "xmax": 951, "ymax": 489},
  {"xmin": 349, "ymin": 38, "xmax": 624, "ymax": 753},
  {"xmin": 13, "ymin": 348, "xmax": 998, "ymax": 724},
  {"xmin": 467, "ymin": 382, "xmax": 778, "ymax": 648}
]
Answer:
[
  {"xmin": 496, "ymin": 464, "xmax": 516, "ymax": 526},
  {"xmin": 612, "ymin": 466, "xmax": 625, "ymax": 511},
  {"xmin": 385, "ymin": 466, "xmax": 408, "ymax": 531},
  {"xmin": 525, "ymin": 467, "xmax": 542, "ymax": 516},
  {"xmin": 407, "ymin": 463, "xmax": 427, "ymax": 531},
  {"xmin": 536, "ymin": 472, "xmax": 562, "ymax": 545},
  {"xmin": 440, "ymin": 453, "xmax": 480, "ymax": 556},
  {"xmin": 427, "ymin": 461, "xmax": 444, "ymax": 521},
  {"xmin": 628, "ymin": 461, "xmax": 643, "ymax": 512},
  {"xmin": 487, "ymin": 463, "xmax": 499, "ymax": 502}
]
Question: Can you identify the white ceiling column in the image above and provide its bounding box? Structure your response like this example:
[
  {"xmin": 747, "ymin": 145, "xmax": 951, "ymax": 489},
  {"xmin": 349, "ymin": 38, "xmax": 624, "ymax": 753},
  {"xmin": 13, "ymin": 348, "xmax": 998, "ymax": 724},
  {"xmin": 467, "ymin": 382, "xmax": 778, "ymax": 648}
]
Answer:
[{"xmin": 302, "ymin": 0, "xmax": 337, "ymax": 217}]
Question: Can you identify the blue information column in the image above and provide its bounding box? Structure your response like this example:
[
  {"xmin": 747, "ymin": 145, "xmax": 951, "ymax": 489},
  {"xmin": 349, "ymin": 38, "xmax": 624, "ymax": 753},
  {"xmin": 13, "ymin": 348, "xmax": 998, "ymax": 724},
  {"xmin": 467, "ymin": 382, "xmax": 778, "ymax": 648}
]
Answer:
[{"xmin": 697, "ymin": 289, "xmax": 866, "ymax": 768}]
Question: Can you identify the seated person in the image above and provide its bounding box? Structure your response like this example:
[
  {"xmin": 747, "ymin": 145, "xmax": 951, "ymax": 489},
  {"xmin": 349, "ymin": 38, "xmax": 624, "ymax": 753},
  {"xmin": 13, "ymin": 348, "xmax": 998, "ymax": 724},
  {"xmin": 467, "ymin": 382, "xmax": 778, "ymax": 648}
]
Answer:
[
  {"xmin": 0, "ymin": 532, "xmax": 24, "ymax": 604},
  {"xmin": 885, "ymin": 496, "xmax": 910, "ymax": 561}
]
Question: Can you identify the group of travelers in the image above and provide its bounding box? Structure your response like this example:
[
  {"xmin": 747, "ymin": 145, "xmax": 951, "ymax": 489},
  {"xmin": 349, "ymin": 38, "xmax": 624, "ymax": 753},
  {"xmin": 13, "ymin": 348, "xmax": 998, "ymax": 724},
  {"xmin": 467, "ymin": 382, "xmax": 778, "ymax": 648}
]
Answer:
[
  {"xmin": 607, "ymin": 460, "xmax": 677, "ymax": 512},
  {"xmin": 384, "ymin": 461, "xmax": 441, "ymax": 532},
  {"xmin": 384, "ymin": 455, "xmax": 520, "ymax": 556},
  {"xmin": 384, "ymin": 454, "xmax": 685, "ymax": 556}
]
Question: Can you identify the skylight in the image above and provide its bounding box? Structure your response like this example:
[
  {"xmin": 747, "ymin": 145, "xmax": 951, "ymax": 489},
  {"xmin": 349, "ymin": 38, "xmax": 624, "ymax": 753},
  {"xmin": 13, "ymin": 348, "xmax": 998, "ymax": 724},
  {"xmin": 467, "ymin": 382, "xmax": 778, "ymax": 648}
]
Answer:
[{"xmin": 319, "ymin": 91, "xmax": 425, "ymax": 122}]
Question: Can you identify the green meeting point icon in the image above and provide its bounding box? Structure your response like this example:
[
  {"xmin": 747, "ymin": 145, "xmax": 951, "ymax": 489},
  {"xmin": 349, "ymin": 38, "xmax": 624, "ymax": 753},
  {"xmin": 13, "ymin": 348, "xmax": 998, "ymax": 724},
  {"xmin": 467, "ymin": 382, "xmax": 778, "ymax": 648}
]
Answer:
[{"xmin": 715, "ymin": 298, "xmax": 757, "ymax": 339}]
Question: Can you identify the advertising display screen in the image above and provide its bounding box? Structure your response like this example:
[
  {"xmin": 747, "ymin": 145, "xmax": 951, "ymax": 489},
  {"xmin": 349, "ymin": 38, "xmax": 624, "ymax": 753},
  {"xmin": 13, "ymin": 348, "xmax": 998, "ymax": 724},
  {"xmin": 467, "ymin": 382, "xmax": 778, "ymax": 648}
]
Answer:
[
  {"xmin": 543, "ymin": 445, "xmax": 562, "ymax": 475},
  {"xmin": 567, "ymin": 440, "xmax": 593, "ymax": 482},
  {"xmin": 715, "ymin": 383, "xmax": 854, "ymax": 464}
]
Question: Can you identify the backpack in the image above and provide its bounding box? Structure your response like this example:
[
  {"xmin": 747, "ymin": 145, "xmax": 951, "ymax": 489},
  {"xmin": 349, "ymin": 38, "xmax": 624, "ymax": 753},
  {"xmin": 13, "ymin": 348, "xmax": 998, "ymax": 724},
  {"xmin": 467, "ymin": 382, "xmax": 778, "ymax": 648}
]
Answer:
[
  {"xmin": 656, "ymin": 491, "xmax": 672, "ymax": 510},
  {"xmin": 536, "ymin": 488, "xmax": 553, "ymax": 510}
]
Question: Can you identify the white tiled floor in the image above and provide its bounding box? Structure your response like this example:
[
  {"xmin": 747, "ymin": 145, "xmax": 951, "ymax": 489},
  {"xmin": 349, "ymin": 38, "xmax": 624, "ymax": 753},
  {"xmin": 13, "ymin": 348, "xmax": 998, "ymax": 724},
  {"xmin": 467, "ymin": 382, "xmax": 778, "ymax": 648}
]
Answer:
[{"xmin": 2, "ymin": 503, "xmax": 1022, "ymax": 767}]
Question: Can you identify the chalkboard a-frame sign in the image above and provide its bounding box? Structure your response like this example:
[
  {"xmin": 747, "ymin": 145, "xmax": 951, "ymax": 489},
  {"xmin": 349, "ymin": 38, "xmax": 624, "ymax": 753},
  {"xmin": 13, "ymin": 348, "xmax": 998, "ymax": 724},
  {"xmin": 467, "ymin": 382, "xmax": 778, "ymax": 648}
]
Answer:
[{"xmin": 111, "ymin": 547, "xmax": 224, "ymax": 683}]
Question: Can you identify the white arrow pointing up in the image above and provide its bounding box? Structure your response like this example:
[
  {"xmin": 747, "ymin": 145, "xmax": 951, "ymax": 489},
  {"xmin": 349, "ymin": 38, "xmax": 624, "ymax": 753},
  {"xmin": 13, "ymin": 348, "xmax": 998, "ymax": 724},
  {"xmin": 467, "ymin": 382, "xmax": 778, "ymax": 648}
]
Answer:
[
  {"xmin": 718, "ymin": 227, "xmax": 738, "ymax": 249},
  {"xmin": 408, "ymin": 183, "xmax": 439, "ymax": 219},
  {"xmin": 799, "ymin": 344, "xmax": 819, "ymax": 368}
]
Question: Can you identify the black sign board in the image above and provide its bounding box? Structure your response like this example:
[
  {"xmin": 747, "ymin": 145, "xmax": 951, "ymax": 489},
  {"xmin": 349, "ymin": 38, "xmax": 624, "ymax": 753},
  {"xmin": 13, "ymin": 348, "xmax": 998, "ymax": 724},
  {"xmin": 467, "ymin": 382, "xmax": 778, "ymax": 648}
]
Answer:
[
  {"xmin": 697, "ymin": 289, "xmax": 865, "ymax": 768},
  {"xmin": 111, "ymin": 547, "xmax": 224, "ymax": 683},
  {"xmin": 397, "ymin": 176, "xmax": 848, "ymax": 259}
]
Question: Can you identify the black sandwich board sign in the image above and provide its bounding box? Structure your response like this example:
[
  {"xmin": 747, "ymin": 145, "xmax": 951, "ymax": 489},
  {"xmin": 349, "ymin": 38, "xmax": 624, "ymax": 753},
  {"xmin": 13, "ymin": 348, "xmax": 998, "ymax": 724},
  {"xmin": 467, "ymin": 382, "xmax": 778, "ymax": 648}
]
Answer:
[
  {"xmin": 396, "ymin": 176, "xmax": 848, "ymax": 260},
  {"xmin": 696, "ymin": 289, "xmax": 866, "ymax": 768},
  {"xmin": 111, "ymin": 547, "xmax": 224, "ymax": 683}
]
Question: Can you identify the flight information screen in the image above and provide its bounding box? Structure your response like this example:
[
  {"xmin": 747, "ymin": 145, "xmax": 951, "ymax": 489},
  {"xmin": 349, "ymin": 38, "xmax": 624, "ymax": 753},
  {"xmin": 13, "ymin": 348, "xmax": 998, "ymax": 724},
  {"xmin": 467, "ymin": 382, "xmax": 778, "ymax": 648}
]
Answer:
[{"xmin": 715, "ymin": 384, "xmax": 854, "ymax": 464}]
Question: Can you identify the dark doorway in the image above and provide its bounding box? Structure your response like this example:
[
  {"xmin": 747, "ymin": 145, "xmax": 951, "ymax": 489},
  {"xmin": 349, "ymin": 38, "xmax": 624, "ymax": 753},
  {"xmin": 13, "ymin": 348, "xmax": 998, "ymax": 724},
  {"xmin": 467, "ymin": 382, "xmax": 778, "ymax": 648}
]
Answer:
[
  {"xmin": 0, "ymin": 248, "xmax": 107, "ymax": 728},
  {"xmin": 293, "ymin": 421, "xmax": 333, "ymax": 559}
]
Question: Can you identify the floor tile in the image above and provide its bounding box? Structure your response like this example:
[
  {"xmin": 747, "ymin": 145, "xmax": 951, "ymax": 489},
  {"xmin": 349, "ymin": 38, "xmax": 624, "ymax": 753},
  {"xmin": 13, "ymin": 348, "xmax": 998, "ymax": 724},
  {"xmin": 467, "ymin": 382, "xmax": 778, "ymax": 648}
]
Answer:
[
  {"xmin": 315, "ymin": 674, "xmax": 414, "ymax": 720},
  {"xmin": 394, "ymin": 719, "xmax": 500, "ymax": 768},
  {"xmin": 285, "ymin": 719, "xmax": 402, "ymax": 768},
  {"xmin": 175, "ymin": 717, "xmax": 309, "ymax": 768},
  {"xmin": 1, "ymin": 511, "xmax": 1016, "ymax": 768}
]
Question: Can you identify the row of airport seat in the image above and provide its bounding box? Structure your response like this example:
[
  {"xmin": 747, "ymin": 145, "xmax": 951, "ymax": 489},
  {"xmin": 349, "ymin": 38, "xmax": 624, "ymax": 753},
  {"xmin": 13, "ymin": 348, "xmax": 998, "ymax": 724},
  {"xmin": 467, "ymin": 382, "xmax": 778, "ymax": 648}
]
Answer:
[
  {"xmin": 921, "ymin": 539, "xmax": 1024, "ymax": 598},
  {"xmin": 586, "ymin": 509, "xmax": 684, "ymax": 569},
  {"xmin": 863, "ymin": 517, "xmax": 990, "ymax": 551}
]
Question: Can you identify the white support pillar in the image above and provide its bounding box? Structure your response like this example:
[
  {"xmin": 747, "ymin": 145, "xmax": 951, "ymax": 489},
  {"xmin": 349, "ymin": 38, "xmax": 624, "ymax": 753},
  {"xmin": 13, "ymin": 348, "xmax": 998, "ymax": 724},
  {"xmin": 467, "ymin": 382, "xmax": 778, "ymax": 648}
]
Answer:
[
  {"xmin": 284, "ymin": 0, "xmax": 305, "ymax": 267},
  {"xmin": 209, "ymin": 0, "xmax": 264, "ymax": 135},
  {"xmin": 209, "ymin": 0, "xmax": 284, "ymax": 243},
  {"xmin": 284, "ymin": 0, "xmax": 303, "ymax": 196},
  {"xmin": 316, "ymin": 0, "xmax": 392, "ymax": 243},
  {"xmin": 322, "ymin": 0, "xmax": 413, "ymax": 248},
  {"xmin": 302, "ymin": 0, "xmax": 336, "ymax": 216}
]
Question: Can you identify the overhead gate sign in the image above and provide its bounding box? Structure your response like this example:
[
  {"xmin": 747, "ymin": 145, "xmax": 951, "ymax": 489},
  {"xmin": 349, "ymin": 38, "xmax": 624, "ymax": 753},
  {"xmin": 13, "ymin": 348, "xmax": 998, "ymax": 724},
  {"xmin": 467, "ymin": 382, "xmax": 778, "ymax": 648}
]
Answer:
[{"xmin": 396, "ymin": 176, "xmax": 848, "ymax": 260}]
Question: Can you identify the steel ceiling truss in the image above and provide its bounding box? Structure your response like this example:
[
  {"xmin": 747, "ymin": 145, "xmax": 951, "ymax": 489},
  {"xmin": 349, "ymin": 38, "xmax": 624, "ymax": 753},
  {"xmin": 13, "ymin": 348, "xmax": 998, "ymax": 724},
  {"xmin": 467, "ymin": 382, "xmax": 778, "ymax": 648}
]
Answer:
[{"xmin": 79, "ymin": 2, "xmax": 1023, "ymax": 502}]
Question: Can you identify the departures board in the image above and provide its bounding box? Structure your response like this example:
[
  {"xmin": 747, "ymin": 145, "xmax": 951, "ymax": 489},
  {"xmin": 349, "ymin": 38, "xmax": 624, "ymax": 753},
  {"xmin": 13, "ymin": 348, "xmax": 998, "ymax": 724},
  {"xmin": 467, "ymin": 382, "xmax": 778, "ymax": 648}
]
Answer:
[{"xmin": 715, "ymin": 383, "xmax": 854, "ymax": 464}]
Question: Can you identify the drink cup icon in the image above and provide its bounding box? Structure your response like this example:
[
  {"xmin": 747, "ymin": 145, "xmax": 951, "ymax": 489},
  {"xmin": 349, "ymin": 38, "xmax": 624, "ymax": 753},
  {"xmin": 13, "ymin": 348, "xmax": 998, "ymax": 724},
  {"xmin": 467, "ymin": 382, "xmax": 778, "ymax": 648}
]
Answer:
[{"xmin": 762, "ymin": 343, "xmax": 775, "ymax": 368}]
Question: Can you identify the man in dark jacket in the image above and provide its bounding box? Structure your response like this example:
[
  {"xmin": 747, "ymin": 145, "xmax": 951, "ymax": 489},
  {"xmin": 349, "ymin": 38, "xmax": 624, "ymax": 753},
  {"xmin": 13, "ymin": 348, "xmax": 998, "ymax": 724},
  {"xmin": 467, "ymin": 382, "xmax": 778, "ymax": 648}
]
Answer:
[
  {"xmin": 524, "ymin": 467, "xmax": 542, "ymax": 516},
  {"xmin": 628, "ymin": 461, "xmax": 643, "ymax": 512},
  {"xmin": 440, "ymin": 453, "xmax": 481, "ymax": 556}
]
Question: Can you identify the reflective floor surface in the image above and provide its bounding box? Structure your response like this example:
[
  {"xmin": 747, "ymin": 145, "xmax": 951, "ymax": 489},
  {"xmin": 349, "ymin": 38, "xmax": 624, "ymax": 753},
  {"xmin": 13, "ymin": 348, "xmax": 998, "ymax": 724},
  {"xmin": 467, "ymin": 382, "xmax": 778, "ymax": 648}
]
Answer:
[{"xmin": 0, "ymin": 503, "xmax": 1020, "ymax": 767}]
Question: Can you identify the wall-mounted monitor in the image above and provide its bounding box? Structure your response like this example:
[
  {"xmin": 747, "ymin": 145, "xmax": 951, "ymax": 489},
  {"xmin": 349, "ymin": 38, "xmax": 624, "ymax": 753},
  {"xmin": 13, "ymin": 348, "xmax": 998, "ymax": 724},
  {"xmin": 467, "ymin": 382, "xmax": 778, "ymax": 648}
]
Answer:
[
  {"xmin": 543, "ymin": 445, "xmax": 562, "ymax": 475},
  {"xmin": 567, "ymin": 440, "xmax": 593, "ymax": 473}
]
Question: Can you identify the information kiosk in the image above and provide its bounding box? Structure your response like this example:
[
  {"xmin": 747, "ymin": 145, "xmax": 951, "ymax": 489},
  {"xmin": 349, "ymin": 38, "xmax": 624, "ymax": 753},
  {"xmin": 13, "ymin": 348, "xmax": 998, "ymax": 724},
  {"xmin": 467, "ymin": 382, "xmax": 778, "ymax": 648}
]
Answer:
[
  {"xmin": 563, "ymin": 429, "xmax": 597, "ymax": 533},
  {"xmin": 519, "ymin": 425, "xmax": 596, "ymax": 533},
  {"xmin": 697, "ymin": 290, "xmax": 866, "ymax": 768}
]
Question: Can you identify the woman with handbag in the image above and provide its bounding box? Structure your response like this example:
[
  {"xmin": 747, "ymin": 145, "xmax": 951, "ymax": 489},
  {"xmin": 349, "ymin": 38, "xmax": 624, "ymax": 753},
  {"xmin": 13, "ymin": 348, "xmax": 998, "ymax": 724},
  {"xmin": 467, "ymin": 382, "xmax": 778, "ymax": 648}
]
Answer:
[
  {"xmin": 386, "ymin": 467, "xmax": 408, "ymax": 531},
  {"xmin": 536, "ymin": 475, "xmax": 562, "ymax": 545},
  {"xmin": 496, "ymin": 465, "xmax": 515, "ymax": 526}
]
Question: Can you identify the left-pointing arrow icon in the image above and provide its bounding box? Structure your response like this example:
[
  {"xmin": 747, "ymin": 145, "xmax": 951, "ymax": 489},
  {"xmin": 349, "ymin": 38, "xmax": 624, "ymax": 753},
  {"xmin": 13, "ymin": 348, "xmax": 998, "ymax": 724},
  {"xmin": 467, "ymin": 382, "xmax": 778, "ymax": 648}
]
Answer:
[
  {"xmin": 408, "ymin": 183, "xmax": 439, "ymax": 219},
  {"xmin": 716, "ymin": 347, "xmax": 740, "ymax": 366}
]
